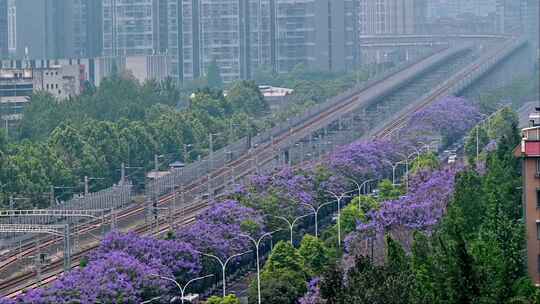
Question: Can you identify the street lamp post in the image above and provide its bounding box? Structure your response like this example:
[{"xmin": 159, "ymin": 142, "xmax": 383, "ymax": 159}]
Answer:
[
  {"xmin": 150, "ymin": 274, "xmax": 214, "ymax": 304},
  {"xmin": 272, "ymin": 214, "xmax": 312, "ymax": 246},
  {"xmin": 358, "ymin": 179, "xmax": 377, "ymax": 209},
  {"xmin": 346, "ymin": 178, "xmax": 362, "ymax": 198},
  {"xmin": 198, "ymin": 251, "xmax": 251, "ymax": 297},
  {"xmin": 397, "ymin": 152, "xmax": 418, "ymax": 192},
  {"xmin": 325, "ymin": 190, "xmax": 349, "ymax": 248},
  {"xmin": 300, "ymin": 201, "xmax": 336, "ymax": 238},
  {"xmin": 382, "ymin": 160, "xmax": 402, "ymax": 186},
  {"xmin": 239, "ymin": 230, "xmax": 281, "ymax": 304}
]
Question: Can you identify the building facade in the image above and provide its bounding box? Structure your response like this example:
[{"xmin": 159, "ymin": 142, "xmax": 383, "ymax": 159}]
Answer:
[
  {"xmin": 357, "ymin": 0, "xmax": 426, "ymax": 35},
  {"xmin": 527, "ymin": 0, "xmax": 539, "ymax": 51},
  {"xmin": 0, "ymin": 0, "xmax": 7, "ymax": 57},
  {"xmin": 7, "ymin": 0, "xmax": 71, "ymax": 59},
  {"xmin": 71, "ymin": 0, "xmax": 103, "ymax": 58},
  {"xmin": 4, "ymin": 0, "xmax": 359, "ymax": 83},
  {"xmin": 177, "ymin": 0, "xmax": 358, "ymax": 83},
  {"xmin": 515, "ymin": 110, "xmax": 540, "ymax": 286},
  {"xmin": 5, "ymin": 0, "xmax": 102, "ymax": 59},
  {"xmin": 496, "ymin": 0, "xmax": 527, "ymax": 34}
]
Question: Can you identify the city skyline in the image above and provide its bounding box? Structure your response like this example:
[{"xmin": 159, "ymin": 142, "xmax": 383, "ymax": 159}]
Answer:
[{"xmin": 0, "ymin": 0, "xmax": 536, "ymax": 84}]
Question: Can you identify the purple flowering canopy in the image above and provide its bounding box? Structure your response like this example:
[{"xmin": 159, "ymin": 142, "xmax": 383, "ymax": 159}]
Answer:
[
  {"xmin": 11, "ymin": 251, "xmax": 168, "ymax": 304},
  {"xmin": 176, "ymin": 199, "xmax": 264, "ymax": 259},
  {"xmin": 328, "ymin": 139, "xmax": 407, "ymax": 181},
  {"xmin": 345, "ymin": 166, "xmax": 459, "ymax": 255},
  {"xmin": 299, "ymin": 277, "xmax": 324, "ymax": 304},
  {"xmin": 92, "ymin": 232, "xmax": 202, "ymax": 281},
  {"xmin": 399, "ymin": 96, "xmax": 481, "ymax": 144}
]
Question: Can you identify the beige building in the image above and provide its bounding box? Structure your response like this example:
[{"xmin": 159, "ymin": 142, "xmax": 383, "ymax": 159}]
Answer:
[
  {"xmin": 92, "ymin": 55, "xmax": 172, "ymax": 87},
  {"xmin": 32, "ymin": 64, "xmax": 83, "ymax": 99}
]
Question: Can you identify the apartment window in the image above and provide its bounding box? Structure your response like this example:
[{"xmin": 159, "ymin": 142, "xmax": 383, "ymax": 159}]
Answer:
[
  {"xmin": 537, "ymin": 222, "xmax": 540, "ymax": 240},
  {"xmin": 537, "ymin": 189, "xmax": 540, "ymax": 208},
  {"xmin": 538, "ymin": 255, "xmax": 540, "ymax": 273},
  {"xmin": 536, "ymin": 159, "xmax": 540, "ymax": 177}
]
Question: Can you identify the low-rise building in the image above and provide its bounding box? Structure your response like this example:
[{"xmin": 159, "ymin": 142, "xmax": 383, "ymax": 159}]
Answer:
[
  {"xmin": 92, "ymin": 55, "xmax": 172, "ymax": 87},
  {"xmin": 259, "ymin": 85, "xmax": 294, "ymax": 111}
]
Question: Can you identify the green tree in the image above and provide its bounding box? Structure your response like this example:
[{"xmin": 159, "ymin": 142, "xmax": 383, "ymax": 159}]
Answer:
[
  {"xmin": 464, "ymin": 125, "xmax": 489, "ymax": 164},
  {"xmin": 410, "ymin": 232, "xmax": 436, "ymax": 304},
  {"xmin": 226, "ymin": 81, "xmax": 269, "ymax": 116},
  {"xmin": 298, "ymin": 235, "xmax": 329, "ymax": 276},
  {"xmin": 263, "ymin": 241, "xmax": 306, "ymax": 276},
  {"xmin": 410, "ymin": 152, "xmax": 439, "ymax": 174},
  {"xmin": 451, "ymin": 171, "xmax": 485, "ymax": 239},
  {"xmin": 19, "ymin": 92, "xmax": 68, "ymax": 140},
  {"xmin": 206, "ymin": 295, "xmax": 240, "ymax": 304},
  {"xmin": 378, "ymin": 179, "xmax": 402, "ymax": 201},
  {"xmin": 487, "ymin": 108, "xmax": 519, "ymax": 144},
  {"xmin": 386, "ymin": 235, "xmax": 409, "ymax": 274},
  {"xmin": 206, "ymin": 59, "xmax": 223, "ymax": 89},
  {"xmin": 248, "ymin": 241, "xmax": 308, "ymax": 304},
  {"xmin": 248, "ymin": 269, "xmax": 307, "ymax": 304}
]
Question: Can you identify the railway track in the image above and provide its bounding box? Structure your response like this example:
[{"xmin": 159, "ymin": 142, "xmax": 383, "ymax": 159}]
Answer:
[
  {"xmin": 374, "ymin": 37, "xmax": 524, "ymax": 139},
  {"xmin": 0, "ymin": 202, "xmax": 204, "ymax": 297},
  {"xmin": 0, "ymin": 43, "xmax": 490, "ymax": 297}
]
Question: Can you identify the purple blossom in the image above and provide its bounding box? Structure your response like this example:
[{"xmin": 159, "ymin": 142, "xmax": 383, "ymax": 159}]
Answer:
[
  {"xmin": 11, "ymin": 251, "xmax": 168, "ymax": 304},
  {"xmin": 92, "ymin": 232, "xmax": 202, "ymax": 281},
  {"xmin": 346, "ymin": 166, "xmax": 459, "ymax": 254},
  {"xmin": 400, "ymin": 96, "xmax": 481, "ymax": 144},
  {"xmin": 299, "ymin": 277, "xmax": 325, "ymax": 304},
  {"xmin": 176, "ymin": 200, "xmax": 264, "ymax": 258}
]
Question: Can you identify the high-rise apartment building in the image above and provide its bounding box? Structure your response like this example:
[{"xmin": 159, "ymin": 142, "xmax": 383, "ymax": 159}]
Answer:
[
  {"xmin": 496, "ymin": 0, "xmax": 527, "ymax": 34},
  {"xmin": 243, "ymin": 0, "xmax": 276, "ymax": 78},
  {"xmin": 527, "ymin": 0, "xmax": 539, "ymax": 51},
  {"xmin": 5, "ymin": 0, "xmax": 102, "ymax": 59},
  {"xmin": 71, "ymin": 0, "xmax": 103, "ymax": 58},
  {"xmin": 274, "ymin": 0, "xmax": 353, "ymax": 73},
  {"xmin": 5, "ymin": 0, "xmax": 359, "ymax": 83},
  {"xmin": 7, "ymin": 0, "xmax": 70, "ymax": 59},
  {"xmin": 103, "ymin": 0, "xmax": 160, "ymax": 57},
  {"xmin": 0, "ymin": 0, "xmax": 7, "ymax": 57},
  {"xmin": 427, "ymin": 0, "xmax": 496, "ymax": 20},
  {"xmin": 357, "ymin": 0, "xmax": 426, "ymax": 35},
  {"xmin": 198, "ymin": 0, "xmax": 243, "ymax": 82},
  {"xmin": 175, "ymin": 0, "xmax": 358, "ymax": 83}
]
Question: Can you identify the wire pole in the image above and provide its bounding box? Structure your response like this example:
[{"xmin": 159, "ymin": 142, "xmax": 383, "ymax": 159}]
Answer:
[
  {"xmin": 50, "ymin": 185, "xmax": 55, "ymax": 206},
  {"xmin": 209, "ymin": 134, "xmax": 213, "ymax": 199},
  {"xmin": 120, "ymin": 162, "xmax": 126, "ymax": 185}
]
